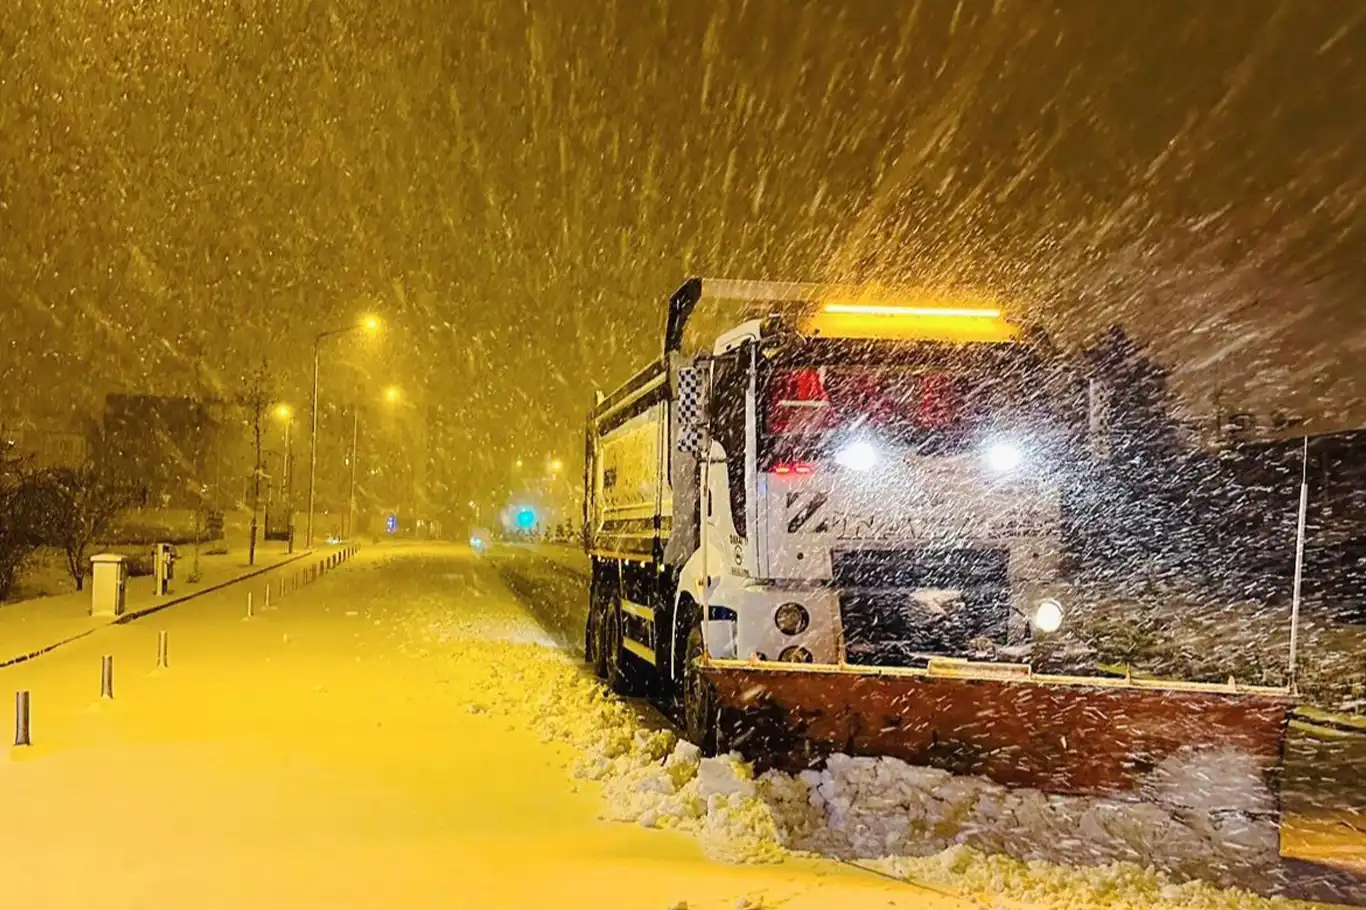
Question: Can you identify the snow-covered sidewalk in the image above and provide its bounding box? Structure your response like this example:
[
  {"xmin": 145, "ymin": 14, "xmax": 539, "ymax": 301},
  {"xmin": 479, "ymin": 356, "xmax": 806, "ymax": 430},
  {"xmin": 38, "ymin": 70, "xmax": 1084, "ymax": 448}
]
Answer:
[{"xmin": 0, "ymin": 541, "xmax": 310, "ymax": 666}]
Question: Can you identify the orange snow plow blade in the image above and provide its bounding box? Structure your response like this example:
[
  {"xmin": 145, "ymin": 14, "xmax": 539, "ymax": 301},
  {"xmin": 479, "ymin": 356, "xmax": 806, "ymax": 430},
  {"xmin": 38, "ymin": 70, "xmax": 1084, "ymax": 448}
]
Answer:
[{"xmin": 706, "ymin": 658, "xmax": 1296, "ymax": 804}]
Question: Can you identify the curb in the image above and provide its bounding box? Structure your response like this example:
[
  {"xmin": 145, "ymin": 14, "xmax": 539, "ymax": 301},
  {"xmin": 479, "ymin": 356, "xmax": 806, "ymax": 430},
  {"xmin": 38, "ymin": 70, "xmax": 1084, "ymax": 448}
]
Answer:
[
  {"xmin": 115, "ymin": 549, "xmax": 320, "ymax": 624},
  {"xmin": 0, "ymin": 549, "xmax": 320, "ymax": 669}
]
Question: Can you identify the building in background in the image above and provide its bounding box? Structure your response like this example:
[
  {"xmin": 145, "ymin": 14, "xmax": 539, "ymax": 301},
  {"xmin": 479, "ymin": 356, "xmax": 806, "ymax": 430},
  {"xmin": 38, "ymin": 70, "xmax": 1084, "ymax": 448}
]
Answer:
[{"xmin": 102, "ymin": 394, "xmax": 225, "ymax": 509}]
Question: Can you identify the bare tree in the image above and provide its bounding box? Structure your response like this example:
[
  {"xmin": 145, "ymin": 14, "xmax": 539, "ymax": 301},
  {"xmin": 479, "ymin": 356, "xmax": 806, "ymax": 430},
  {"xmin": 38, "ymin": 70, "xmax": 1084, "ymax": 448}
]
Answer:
[
  {"xmin": 44, "ymin": 459, "xmax": 136, "ymax": 591},
  {"xmin": 241, "ymin": 361, "xmax": 273, "ymax": 567},
  {"xmin": 0, "ymin": 451, "xmax": 48, "ymax": 599}
]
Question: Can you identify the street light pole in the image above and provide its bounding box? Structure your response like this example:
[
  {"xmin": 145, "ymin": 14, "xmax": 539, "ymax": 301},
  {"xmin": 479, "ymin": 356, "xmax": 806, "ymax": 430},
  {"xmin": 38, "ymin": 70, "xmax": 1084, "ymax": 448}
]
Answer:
[
  {"xmin": 306, "ymin": 339, "xmax": 321, "ymax": 548},
  {"xmin": 304, "ymin": 315, "xmax": 380, "ymax": 548},
  {"xmin": 347, "ymin": 405, "xmax": 359, "ymax": 539},
  {"xmin": 284, "ymin": 420, "xmax": 295, "ymax": 554}
]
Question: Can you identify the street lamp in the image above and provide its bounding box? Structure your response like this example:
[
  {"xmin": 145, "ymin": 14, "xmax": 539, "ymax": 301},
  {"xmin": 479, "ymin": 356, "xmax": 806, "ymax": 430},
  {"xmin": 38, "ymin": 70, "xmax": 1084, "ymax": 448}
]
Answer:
[
  {"xmin": 273, "ymin": 405, "xmax": 295, "ymax": 552},
  {"xmin": 306, "ymin": 315, "xmax": 381, "ymax": 547},
  {"xmin": 346, "ymin": 384, "xmax": 401, "ymax": 542},
  {"xmin": 549, "ymin": 457, "xmax": 564, "ymax": 474}
]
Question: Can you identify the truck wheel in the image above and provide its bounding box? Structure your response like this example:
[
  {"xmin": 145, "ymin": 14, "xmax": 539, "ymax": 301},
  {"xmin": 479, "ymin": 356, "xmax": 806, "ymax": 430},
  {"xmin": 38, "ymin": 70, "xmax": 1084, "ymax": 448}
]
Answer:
[
  {"xmin": 605, "ymin": 596, "xmax": 645, "ymax": 696},
  {"xmin": 682, "ymin": 612, "xmax": 725, "ymax": 756},
  {"xmin": 585, "ymin": 578, "xmax": 609, "ymax": 679}
]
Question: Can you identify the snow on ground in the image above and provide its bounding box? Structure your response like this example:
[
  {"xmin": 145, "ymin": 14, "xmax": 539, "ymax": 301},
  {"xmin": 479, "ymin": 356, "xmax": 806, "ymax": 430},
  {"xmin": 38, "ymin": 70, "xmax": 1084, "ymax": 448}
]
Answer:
[
  {"xmin": 4, "ymin": 545, "xmax": 967, "ymax": 909},
  {"xmin": 430, "ymin": 624, "xmax": 1338, "ymax": 910}
]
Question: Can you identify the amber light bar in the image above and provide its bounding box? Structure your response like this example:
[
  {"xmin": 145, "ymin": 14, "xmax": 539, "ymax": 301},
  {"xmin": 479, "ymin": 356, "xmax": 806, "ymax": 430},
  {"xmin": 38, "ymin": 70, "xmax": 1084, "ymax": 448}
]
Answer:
[{"xmin": 822, "ymin": 303, "xmax": 1002, "ymax": 319}]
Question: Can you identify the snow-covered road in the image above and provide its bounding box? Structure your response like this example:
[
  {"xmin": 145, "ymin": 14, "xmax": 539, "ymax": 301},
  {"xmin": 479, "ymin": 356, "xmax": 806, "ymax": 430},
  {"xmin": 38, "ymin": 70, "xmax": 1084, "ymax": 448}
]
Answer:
[
  {"xmin": 0, "ymin": 542, "xmax": 976, "ymax": 909},
  {"xmin": 1, "ymin": 542, "xmax": 1360, "ymax": 909}
]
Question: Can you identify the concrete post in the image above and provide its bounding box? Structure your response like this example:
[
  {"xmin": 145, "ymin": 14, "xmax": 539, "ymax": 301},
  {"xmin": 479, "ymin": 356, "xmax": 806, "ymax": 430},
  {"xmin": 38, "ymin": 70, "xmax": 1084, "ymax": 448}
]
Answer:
[{"xmin": 14, "ymin": 691, "xmax": 31, "ymax": 747}]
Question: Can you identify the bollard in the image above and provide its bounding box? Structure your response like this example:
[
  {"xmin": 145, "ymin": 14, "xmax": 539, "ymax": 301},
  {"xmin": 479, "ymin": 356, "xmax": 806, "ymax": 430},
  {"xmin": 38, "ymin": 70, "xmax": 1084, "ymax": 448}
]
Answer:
[
  {"xmin": 157, "ymin": 630, "xmax": 169, "ymax": 668},
  {"xmin": 101, "ymin": 655, "xmax": 114, "ymax": 699},
  {"xmin": 246, "ymin": 591, "xmax": 254, "ymax": 619},
  {"xmin": 14, "ymin": 691, "xmax": 31, "ymax": 747},
  {"xmin": 265, "ymin": 583, "xmax": 271, "ymax": 610}
]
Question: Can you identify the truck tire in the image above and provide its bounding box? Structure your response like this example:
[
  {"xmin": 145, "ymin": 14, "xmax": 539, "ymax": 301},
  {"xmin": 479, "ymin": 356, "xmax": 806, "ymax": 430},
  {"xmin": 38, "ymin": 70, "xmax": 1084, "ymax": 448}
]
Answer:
[
  {"xmin": 585, "ymin": 575, "xmax": 609, "ymax": 679},
  {"xmin": 681, "ymin": 605, "xmax": 726, "ymax": 756},
  {"xmin": 605, "ymin": 594, "xmax": 646, "ymax": 696}
]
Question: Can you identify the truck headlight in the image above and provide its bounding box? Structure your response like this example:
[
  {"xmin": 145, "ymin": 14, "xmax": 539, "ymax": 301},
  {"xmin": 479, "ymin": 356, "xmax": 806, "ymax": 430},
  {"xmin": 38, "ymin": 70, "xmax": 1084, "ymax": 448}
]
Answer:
[
  {"xmin": 984, "ymin": 440, "xmax": 1025, "ymax": 473},
  {"xmin": 778, "ymin": 645, "xmax": 813, "ymax": 663},
  {"xmin": 774, "ymin": 602, "xmax": 810, "ymax": 635},
  {"xmin": 1032, "ymin": 598, "xmax": 1064, "ymax": 633},
  {"xmin": 835, "ymin": 439, "xmax": 879, "ymax": 472}
]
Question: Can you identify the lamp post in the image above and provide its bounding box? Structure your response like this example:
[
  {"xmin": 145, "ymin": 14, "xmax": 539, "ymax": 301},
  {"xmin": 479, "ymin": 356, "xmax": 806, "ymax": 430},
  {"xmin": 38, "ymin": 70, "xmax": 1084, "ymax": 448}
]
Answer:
[
  {"xmin": 306, "ymin": 315, "xmax": 380, "ymax": 547},
  {"xmin": 347, "ymin": 405, "xmax": 359, "ymax": 539},
  {"xmin": 344, "ymin": 385, "xmax": 400, "ymax": 541}
]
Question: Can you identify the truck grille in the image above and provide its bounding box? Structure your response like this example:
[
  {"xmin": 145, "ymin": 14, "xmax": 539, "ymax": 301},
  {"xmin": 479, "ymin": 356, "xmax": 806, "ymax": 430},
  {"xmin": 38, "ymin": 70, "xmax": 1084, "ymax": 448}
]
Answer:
[{"xmin": 832, "ymin": 548, "xmax": 1010, "ymax": 666}]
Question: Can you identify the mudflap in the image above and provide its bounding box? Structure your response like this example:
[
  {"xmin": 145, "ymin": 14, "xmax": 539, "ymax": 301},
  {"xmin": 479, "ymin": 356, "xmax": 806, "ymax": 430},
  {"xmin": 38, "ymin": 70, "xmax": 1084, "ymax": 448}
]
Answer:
[{"xmin": 704, "ymin": 659, "xmax": 1297, "ymax": 810}]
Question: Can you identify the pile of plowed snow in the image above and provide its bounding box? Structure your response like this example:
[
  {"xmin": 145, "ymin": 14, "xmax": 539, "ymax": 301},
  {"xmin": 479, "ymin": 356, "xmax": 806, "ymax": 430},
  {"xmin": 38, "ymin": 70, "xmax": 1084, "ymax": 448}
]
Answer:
[{"xmin": 433, "ymin": 630, "xmax": 1325, "ymax": 909}]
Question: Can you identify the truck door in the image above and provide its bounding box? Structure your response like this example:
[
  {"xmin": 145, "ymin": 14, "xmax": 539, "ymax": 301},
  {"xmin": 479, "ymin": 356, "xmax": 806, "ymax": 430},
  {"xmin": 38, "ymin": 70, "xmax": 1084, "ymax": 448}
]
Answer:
[{"xmin": 708, "ymin": 342, "xmax": 756, "ymax": 576}]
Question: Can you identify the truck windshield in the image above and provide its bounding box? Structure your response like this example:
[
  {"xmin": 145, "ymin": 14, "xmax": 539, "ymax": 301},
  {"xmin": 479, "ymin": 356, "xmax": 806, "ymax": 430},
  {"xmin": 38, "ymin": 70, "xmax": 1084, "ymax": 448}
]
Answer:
[{"xmin": 758, "ymin": 338, "xmax": 1074, "ymax": 464}]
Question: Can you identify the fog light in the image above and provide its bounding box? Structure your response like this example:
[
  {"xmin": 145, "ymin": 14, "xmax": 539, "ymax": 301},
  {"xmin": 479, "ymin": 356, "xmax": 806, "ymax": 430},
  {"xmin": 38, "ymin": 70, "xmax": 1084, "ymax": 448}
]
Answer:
[
  {"xmin": 774, "ymin": 602, "xmax": 810, "ymax": 635},
  {"xmin": 779, "ymin": 645, "xmax": 813, "ymax": 663},
  {"xmin": 1032, "ymin": 598, "xmax": 1064, "ymax": 633}
]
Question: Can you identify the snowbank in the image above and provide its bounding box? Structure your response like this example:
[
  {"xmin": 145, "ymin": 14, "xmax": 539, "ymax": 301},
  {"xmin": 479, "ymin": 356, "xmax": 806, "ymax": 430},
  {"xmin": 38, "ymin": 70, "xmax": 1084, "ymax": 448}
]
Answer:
[{"xmin": 424, "ymin": 624, "xmax": 1326, "ymax": 910}]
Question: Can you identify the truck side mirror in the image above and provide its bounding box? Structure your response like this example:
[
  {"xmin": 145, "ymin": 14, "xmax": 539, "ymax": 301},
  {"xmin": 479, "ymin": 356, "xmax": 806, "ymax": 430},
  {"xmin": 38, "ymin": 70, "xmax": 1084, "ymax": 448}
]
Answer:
[{"xmin": 676, "ymin": 364, "xmax": 710, "ymax": 457}]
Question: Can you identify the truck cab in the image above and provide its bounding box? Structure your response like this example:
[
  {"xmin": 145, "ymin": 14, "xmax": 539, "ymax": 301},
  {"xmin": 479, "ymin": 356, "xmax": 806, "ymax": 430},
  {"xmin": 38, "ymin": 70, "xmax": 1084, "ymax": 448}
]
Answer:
[{"xmin": 584, "ymin": 279, "xmax": 1085, "ymax": 734}]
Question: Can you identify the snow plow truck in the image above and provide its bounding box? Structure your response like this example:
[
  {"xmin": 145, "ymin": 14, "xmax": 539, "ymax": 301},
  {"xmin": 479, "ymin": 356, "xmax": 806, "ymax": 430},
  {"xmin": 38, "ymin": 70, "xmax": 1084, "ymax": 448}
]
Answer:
[{"xmin": 583, "ymin": 278, "xmax": 1295, "ymax": 811}]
